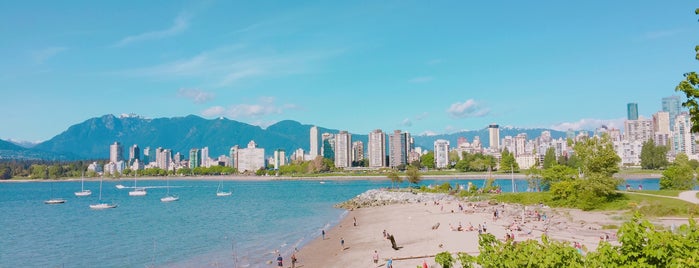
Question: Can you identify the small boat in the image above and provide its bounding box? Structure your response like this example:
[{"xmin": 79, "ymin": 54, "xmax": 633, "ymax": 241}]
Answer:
[
  {"xmin": 90, "ymin": 177, "xmax": 117, "ymax": 209},
  {"xmin": 74, "ymin": 172, "xmax": 92, "ymax": 197},
  {"xmin": 216, "ymin": 179, "xmax": 232, "ymax": 197},
  {"xmin": 160, "ymin": 176, "xmax": 179, "ymax": 202},
  {"xmin": 44, "ymin": 181, "xmax": 66, "ymax": 205},
  {"xmin": 44, "ymin": 199, "xmax": 66, "ymax": 204},
  {"xmin": 129, "ymin": 174, "xmax": 147, "ymax": 196}
]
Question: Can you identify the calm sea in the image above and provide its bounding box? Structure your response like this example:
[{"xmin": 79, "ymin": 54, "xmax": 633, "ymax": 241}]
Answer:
[{"xmin": 0, "ymin": 177, "xmax": 661, "ymax": 268}]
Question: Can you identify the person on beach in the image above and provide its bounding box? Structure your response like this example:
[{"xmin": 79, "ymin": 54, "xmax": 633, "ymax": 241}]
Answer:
[
  {"xmin": 322, "ymin": 229, "xmax": 325, "ymax": 240},
  {"xmin": 372, "ymin": 250, "xmax": 379, "ymax": 265},
  {"xmin": 383, "ymin": 229, "xmax": 387, "ymax": 238},
  {"xmin": 276, "ymin": 254, "xmax": 283, "ymax": 267},
  {"xmin": 354, "ymin": 217, "xmax": 357, "ymax": 227},
  {"xmin": 483, "ymin": 221, "xmax": 487, "ymax": 232},
  {"xmin": 291, "ymin": 253, "xmax": 297, "ymax": 268},
  {"xmin": 340, "ymin": 237, "xmax": 345, "ymax": 250}
]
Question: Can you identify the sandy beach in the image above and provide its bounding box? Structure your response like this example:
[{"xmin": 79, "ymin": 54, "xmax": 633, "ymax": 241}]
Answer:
[{"xmin": 291, "ymin": 189, "xmax": 684, "ymax": 268}]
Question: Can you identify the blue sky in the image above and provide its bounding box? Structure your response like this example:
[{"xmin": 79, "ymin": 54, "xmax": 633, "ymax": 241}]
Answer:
[{"xmin": 1, "ymin": 1, "xmax": 697, "ymax": 142}]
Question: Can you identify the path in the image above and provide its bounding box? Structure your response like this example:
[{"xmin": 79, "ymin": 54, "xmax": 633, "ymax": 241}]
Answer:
[{"xmin": 678, "ymin": 191, "xmax": 699, "ymax": 204}]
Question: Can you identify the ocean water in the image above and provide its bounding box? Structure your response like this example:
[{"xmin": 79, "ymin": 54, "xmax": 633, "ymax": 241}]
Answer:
[{"xmin": 0, "ymin": 177, "xmax": 661, "ymax": 268}]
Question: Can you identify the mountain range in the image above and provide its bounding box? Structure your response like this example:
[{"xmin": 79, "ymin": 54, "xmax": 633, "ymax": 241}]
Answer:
[{"xmin": 1, "ymin": 114, "xmax": 568, "ymax": 161}]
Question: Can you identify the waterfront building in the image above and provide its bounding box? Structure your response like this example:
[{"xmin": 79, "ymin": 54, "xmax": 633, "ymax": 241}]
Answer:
[
  {"xmin": 368, "ymin": 129, "xmax": 386, "ymax": 168},
  {"xmin": 229, "ymin": 146, "xmax": 239, "ymax": 168},
  {"xmin": 109, "ymin": 141, "xmax": 123, "ymax": 164},
  {"xmin": 310, "ymin": 126, "xmax": 319, "ymax": 158},
  {"xmin": 334, "ymin": 131, "xmax": 352, "ymax": 168},
  {"xmin": 129, "ymin": 144, "xmax": 140, "ymax": 165},
  {"xmin": 321, "ymin": 133, "xmax": 335, "ymax": 160},
  {"xmin": 627, "ymin": 102, "xmax": 639, "ymax": 120},
  {"xmin": 673, "ymin": 112, "xmax": 698, "ymax": 159},
  {"xmin": 201, "ymin": 147, "xmax": 210, "ymax": 167},
  {"xmin": 434, "ymin": 139, "xmax": 450, "ymax": 169},
  {"xmin": 624, "ymin": 118, "xmax": 653, "ymax": 142},
  {"xmin": 514, "ymin": 133, "xmax": 527, "ymax": 156},
  {"xmin": 273, "ymin": 149, "xmax": 286, "ymax": 170},
  {"xmin": 351, "ymin": 141, "xmax": 364, "ymax": 164},
  {"xmin": 233, "ymin": 141, "xmax": 265, "ymax": 173},
  {"xmin": 389, "ymin": 130, "xmax": 408, "ymax": 168},
  {"xmin": 189, "ymin": 148, "xmax": 201, "ymax": 169},
  {"xmin": 142, "ymin": 146, "xmax": 151, "ymax": 164},
  {"xmin": 488, "ymin": 124, "xmax": 500, "ymax": 150}
]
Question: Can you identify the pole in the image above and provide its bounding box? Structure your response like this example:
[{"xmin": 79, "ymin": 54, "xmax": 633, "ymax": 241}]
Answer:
[{"xmin": 511, "ymin": 163, "xmax": 515, "ymax": 193}]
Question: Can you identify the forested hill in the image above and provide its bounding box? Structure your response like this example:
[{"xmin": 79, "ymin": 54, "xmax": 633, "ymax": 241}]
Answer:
[{"xmin": 8, "ymin": 114, "xmax": 568, "ymax": 160}]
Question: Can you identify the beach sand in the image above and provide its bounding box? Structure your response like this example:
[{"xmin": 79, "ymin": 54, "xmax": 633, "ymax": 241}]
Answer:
[{"xmin": 293, "ymin": 194, "xmax": 636, "ymax": 268}]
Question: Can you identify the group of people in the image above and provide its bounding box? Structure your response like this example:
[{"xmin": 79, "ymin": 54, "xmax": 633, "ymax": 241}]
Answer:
[{"xmin": 372, "ymin": 250, "xmax": 392, "ymax": 268}]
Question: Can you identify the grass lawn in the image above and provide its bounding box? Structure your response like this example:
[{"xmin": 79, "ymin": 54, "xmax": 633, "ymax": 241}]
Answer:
[{"xmin": 634, "ymin": 190, "xmax": 683, "ymax": 197}]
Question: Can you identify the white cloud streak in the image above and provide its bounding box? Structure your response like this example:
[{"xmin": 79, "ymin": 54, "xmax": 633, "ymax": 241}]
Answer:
[
  {"xmin": 447, "ymin": 99, "xmax": 490, "ymax": 118},
  {"xmin": 200, "ymin": 97, "xmax": 299, "ymax": 119},
  {"xmin": 550, "ymin": 117, "xmax": 625, "ymax": 131},
  {"xmin": 32, "ymin": 47, "xmax": 67, "ymax": 64},
  {"xmin": 114, "ymin": 13, "xmax": 190, "ymax": 47},
  {"xmin": 177, "ymin": 88, "xmax": 215, "ymax": 104}
]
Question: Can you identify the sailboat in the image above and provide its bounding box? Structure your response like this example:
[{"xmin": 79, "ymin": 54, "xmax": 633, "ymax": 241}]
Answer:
[
  {"xmin": 90, "ymin": 177, "xmax": 117, "ymax": 209},
  {"xmin": 74, "ymin": 172, "xmax": 92, "ymax": 197},
  {"xmin": 44, "ymin": 181, "xmax": 66, "ymax": 204},
  {"xmin": 129, "ymin": 171, "xmax": 147, "ymax": 196},
  {"xmin": 216, "ymin": 179, "xmax": 232, "ymax": 197},
  {"xmin": 160, "ymin": 176, "xmax": 179, "ymax": 202}
]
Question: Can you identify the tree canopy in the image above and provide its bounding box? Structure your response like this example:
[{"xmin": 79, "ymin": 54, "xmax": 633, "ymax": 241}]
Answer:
[{"xmin": 640, "ymin": 139, "xmax": 669, "ymax": 170}]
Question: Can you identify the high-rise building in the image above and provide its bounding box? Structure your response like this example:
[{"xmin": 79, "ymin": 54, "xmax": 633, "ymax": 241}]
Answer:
[
  {"xmin": 189, "ymin": 148, "xmax": 201, "ymax": 169},
  {"xmin": 233, "ymin": 141, "xmax": 265, "ymax": 172},
  {"xmin": 662, "ymin": 96, "xmax": 682, "ymax": 129},
  {"xmin": 624, "ymin": 118, "xmax": 653, "ymax": 142},
  {"xmin": 673, "ymin": 112, "xmax": 697, "ymax": 158},
  {"xmin": 514, "ymin": 133, "xmax": 527, "ymax": 156},
  {"xmin": 351, "ymin": 141, "xmax": 364, "ymax": 164},
  {"xmin": 389, "ymin": 130, "xmax": 408, "ymax": 168},
  {"xmin": 334, "ymin": 131, "xmax": 352, "ymax": 168},
  {"xmin": 156, "ymin": 148, "xmax": 171, "ymax": 171},
  {"xmin": 652, "ymin": 111, "xmax": 671, "ymax": 134},
  {"xmin": 128, "ymin": 144, "xmax": 140, "ymax": 164},
  {"xmin": 433, "ymin": 139, "xmax": 450, "ymax": 169},
  {"xmin": 229, "ymin": 146, "xmax": 239, "ymax": 168},
  {"xmin": 201, "ymin": 147, "xmax": 210, "ymax": 168},
  {"xmin": 109, "ymin": 141, "xmax": 123, "ymax": 164},
  {"xmin": 488, "ymin": 124, "xmax": 500, "ymax": 150},
  {"xmin": 309, "ymin": 126, "xmax": 319, "ymax": 158},
  {"xmin": 368, "ymin": 129, "xmax": 386, "ymax": 168},
  {"xmin": 627, "ymin": 103, "xmax": 639, "ymax": 120},
  {"xmin": 273, "ymin": 149, "xmax": 286, "ymax": 169},
  {"xmin": 142, "ymin": 146, "xmax": 151, "ymax": 164}
]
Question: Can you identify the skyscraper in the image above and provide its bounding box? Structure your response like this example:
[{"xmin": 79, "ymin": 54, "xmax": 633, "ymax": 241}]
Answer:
[
  {"xmin": 627, "ymin": 103, "xmax": 639, "ymax": 120},
  {"xmin": 351, "ymin": 141, "xmax": 364, "ymax": 164},
  {"xmin": 662, "ymin": 96, "xmax": 682, "ymax": 129},
  {"xmin": 109, "ymin": 141, "xmax": 123, "ymax": 164},
  {"xmin": 321, "ymin": 133, "xmax": 334, "ymax": 160},
  {"xmin": 189, "ymin": 148, "xmax": 201, "ymax": 169},
  {"xmin": 273, "ymin": 149, "xmax": 286, "ymax": 169},
  {"xmin": 334, "ymin": 131, "xmax": 351, "ymax": 168},
  {"xmin": 389, "ymin": 130, "xmax": 408, "ymax": 168},
  {"xmin": 673, "ymin": 112, "xmax": 697, "ymax": 157},
  {"xmin": 309, "ymin": 126, "xmax": 319, "ymax": 158},
  {"xmin": 368, "ymin": 129, "xmax": 386, "ymax": 168},
  {"xmin": 201, "ymin": 147, "xmax": 209, "ymax": 167},
  {"xmin": 128, "ymin": 144, "xmax": 140, "ymax": 165},
  {"xmin": 433, "ymin": 139, "xmax": 450, "ymax": 169},
  {"xmin": 488, "ymin": 124, "xmax": 500, "ymax": 150}
]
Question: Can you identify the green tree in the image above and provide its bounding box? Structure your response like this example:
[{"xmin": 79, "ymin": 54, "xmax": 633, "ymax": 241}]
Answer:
[
  {"xmin": 541, "ymin": 164, "xmax": 577, "ymax": 191},
  {"xmin": 435, "ymin": 251, "xmax": 455, "ymax": 268},
  {"xmin": 525, "ymin": 164, "xmax": 543, "ymax": 192},
  {"xmin": 573, "ymin": 135, "xmax": 620, "ymax": 177},
  {"xmin": 406, "ymin": 166, "xmax": 421, "ymax": 186},
  {"xmin": 421, "ymin": 151, "xmax": 435, "ymax": 169},
  {"xmin": 543, "ymin": 147, "xmax": 557, "ymax": 169},
  {"xmin": 675, "ymin": 9, "xmax": 699, "ymax": 132},
  {"xmin": 640, "ymin": 139, "xmax": 669, "ymax": 170},
  {"xmin": 0, "ymin": 166, "xmax": 11, "ymax": 180},
  {"xmin": 499, "ymin": 148, "xmax": 519, "ymax": 173},
  {"xmin": 660, "ymin": 155, "xmax": 696, "ymax": 190}
]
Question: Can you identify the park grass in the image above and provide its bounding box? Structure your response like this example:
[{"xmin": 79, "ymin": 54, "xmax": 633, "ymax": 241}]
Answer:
[
  {"xmin": 636, "ymin": 190, "xmax": 683, "ymax": 197},
  {"xmin": 491, "ymin": 191, "xmax": 699, "ymax": 217}
]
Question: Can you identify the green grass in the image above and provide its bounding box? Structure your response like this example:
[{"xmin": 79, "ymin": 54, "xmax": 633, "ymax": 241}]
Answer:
[{"xmin": 635, "ymin": 190, "xmax": 683, "ymax": 197}]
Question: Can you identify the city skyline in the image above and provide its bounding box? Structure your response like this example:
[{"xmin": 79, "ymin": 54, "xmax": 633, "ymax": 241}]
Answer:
[{"xmin": 1, "ymin": 1, "xmax": 697, "ymax": 142}]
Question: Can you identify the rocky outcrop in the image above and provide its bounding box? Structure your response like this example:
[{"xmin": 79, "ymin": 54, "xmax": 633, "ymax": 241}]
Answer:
[{"xmin": 336, "ymin": 189, "xmax": 457, "ymax": 209}]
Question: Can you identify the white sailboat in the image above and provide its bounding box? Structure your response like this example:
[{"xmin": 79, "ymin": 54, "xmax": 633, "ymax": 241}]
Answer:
[
  {"xmin": 129, "ymin": 173, "xmax": 147, "ymax": 196},
  {"xmin": 90, "ymin": 177, "xmax": 117, "ymax": 209},
  {"xmin": 216, "ymin": 179, "xmax": 232, "ymax": 197},
  {"xmin": 160, "ymin": 176, "xmax": 179, "ymax": 202},
  {"xmin": 44, "ymin": 181, "xmax": 66, "ymax": 204},
  {"xmin": 74, "ymin": 172, "xmax": 92, "ymax": 197}
]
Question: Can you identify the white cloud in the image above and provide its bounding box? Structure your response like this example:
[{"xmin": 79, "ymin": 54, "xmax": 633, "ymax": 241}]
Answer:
[
  {"xmin": 31, "ymin": 47, "xmax": 67, "ymax": 64},
  {"xmin": 114, "ymin": 13, "xmax": 190, "ymax": 47},
  {"xmin": 415, "ymin": 112, "xmax": 429, "ymax": 120},
  {"xmin": 447, "ymin": 99, "xmax": 490, "ymax": 118},
  {"xmin": 420, "ymin": 130, "xmax": 438, "ymax": 136},
  {"xmin": 177, "ymin": 88, "xmax": 215, "ymax": 104},
  {"xmin": 114, "ymin": 46, "xmax": 341, "ymax": 87},
  {"xmin": 550, "ymin": 117, "xmax": 625, "ymax": 131},
  {"xmin": 409, "ymin": 76, "xmax": 434, "ymax": 83},
  {"xmin": 400, "ymin": 118, "xmax": 413, "ymax": 127},
  {"xmin": 200, "ymin": 97, "xmax": 299, "ymax": 119},
  {"xmin": 643, "ymin": 29, "xmax": 684, "ymax": 40}
]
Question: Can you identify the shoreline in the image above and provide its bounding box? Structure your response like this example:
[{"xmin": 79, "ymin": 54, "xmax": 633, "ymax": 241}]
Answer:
[
  {"xmin": 1, "ymin": 172, "xmax": 661, "ymax": 183},
  {"xmin": 292, "ymin": 189, "xmax": 690, "ymax": 267}
]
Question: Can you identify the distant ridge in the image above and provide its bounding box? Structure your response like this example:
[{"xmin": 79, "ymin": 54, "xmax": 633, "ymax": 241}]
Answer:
[{"xmin": 6, "ymin": 114, "xmax": 568, "ymax": 160}]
